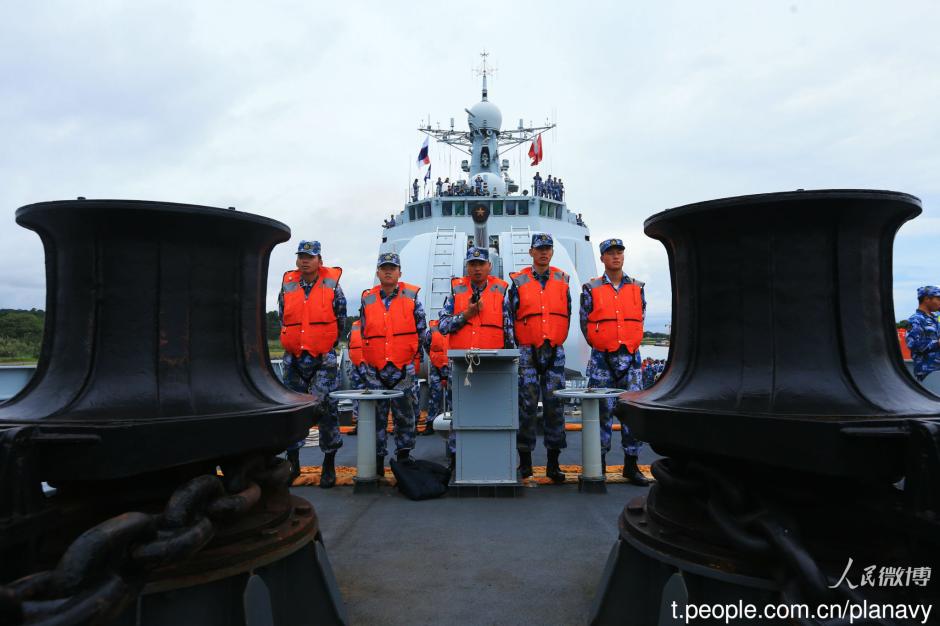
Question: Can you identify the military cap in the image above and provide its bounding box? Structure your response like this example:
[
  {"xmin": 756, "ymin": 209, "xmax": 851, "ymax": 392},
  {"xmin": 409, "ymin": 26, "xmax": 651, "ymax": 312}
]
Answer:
[
  {"xmin": 465, "ymin": 246, "xmax": 489, "ymax": 262},
  {"xmin": 599, "ymin": 238, "xmax": 625, "ymax": 255},
  {"xmin": 531, "ymin": 233, "xmax": 554, "ymax": 248},
  {"xmin": 917, "ymin": 285, "xmax": 940, "ymax": 299},
  {"xmin": 377, "ymin": 252, "xmax": 401, "ymax": 268},
  {"xmin": 296, "ymin": 240, "xmax": 321, "ymax": 256}
]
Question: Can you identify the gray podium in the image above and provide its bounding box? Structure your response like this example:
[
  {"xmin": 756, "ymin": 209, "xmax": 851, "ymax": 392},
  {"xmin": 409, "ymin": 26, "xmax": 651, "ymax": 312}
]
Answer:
[{"xmin": 449, "ymin": 348, "xmax": 522, "ymax": 495}]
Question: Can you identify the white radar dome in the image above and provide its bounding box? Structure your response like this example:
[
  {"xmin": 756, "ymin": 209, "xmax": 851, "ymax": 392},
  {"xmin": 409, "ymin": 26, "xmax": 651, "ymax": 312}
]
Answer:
[{"xmin": 468, "ymin": 100, "xmax": 502, "ymax": 131}]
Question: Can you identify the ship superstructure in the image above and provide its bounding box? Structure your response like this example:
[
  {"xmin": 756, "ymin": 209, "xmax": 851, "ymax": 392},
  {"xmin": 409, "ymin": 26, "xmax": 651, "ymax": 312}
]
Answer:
[{"xmin": 379, "ymin": 57, "xmax": 596, "ymax": 375}]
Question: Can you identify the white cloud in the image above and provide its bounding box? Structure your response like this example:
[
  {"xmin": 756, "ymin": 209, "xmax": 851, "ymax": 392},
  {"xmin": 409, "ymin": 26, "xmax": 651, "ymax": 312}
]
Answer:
[{"xmin": 2, "ymin": 0, "xmax": 939, "ymax": 336}]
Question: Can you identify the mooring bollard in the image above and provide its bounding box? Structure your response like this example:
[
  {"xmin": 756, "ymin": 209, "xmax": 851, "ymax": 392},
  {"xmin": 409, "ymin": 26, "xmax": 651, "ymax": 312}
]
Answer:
[
  {"xmin": 555, "ymin": 387, "xmax": 623, "ymax": 493},
  {"xmin": 330, "ymin": 389, "xmax": 403, "ymax": 493}
]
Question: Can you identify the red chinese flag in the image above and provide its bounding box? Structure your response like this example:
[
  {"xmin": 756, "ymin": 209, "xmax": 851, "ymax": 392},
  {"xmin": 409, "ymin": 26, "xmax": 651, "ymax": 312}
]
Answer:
[{"xmin": 528, "ymin": 134, "xmax": 543, "ymax": 166}]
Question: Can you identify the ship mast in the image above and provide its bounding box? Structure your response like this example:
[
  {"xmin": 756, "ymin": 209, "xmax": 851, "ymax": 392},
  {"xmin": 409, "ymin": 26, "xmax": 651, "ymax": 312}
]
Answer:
[{"xmin": 418, "ymin": 52, "xmax": 555, "ymax": 158}]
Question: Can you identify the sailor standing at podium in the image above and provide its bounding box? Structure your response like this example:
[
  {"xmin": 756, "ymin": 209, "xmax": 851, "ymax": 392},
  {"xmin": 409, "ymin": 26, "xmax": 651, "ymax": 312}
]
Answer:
[
  {"xmin": 508, "ymin": 234, "xmax": 571, "ymax": 483},
  {"xmin": 580, "ymin": 238, "xmax": 649, "ymax": 486},
  {"xmin": 278, "ymin": 240, "xmax": 345, "ymax": 488},
  {"xmin": 360, "ymin": 252, "xmax": 427, "ymax": 472},
  {"xmin": 438, "ymin": 246, "xmax": 512, "ymax": 472}
]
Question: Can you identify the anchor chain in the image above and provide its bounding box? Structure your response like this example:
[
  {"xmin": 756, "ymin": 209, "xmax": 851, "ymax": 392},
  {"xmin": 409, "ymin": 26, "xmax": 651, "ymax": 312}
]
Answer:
[
  {"xmin": 652, "ymin": 459, "xmax": 894, "ymax": 626},
  {"xmin": 0, "ymin": 454, "xmax": 291, "ymax": 626}
]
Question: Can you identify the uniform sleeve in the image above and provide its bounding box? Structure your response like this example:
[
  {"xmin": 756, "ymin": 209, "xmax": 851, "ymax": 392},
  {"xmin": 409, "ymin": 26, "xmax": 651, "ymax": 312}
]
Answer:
[
  {"xmin": 333, "ymin": 284, "xmax": 347, "ymax": 348},
  {"xmin": 640, "ymin": 284, "xmax": 647, "ymax": 321},
  {"xmin": 506, "ymin": 283, "xmax": 519, "ymax": 345},
  {"xmin": 906, "ymin": 315, "xmax": 935, "ymax": 354},
  {"xmin": 277, "ymin": 285, "xmax": 285, "ymax": 326},
  {"xmin": 503, "ymin": 291, "xmax": 515, "ymax": 348},
  {"xmin": 438, "ymin": 294, "xmax": 466, "ymax": 335},
  {"xmin": 413, "ymin": 298, "xmax": 428, "ymax": 360},
  {"xmin": 579, "ymin": 284, "xmax": 592, "ymax": 341}
]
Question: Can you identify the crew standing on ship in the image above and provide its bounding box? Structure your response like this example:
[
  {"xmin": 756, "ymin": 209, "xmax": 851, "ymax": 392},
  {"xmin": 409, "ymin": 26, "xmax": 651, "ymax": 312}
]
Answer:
[
  {"xmin": 438, "ymin": 247, "xmax": 512, "ymax": 472},
  {"xmin": 508, "ymin": 234, "xmax": 571, "ymax": 483},
  {"xmin": 360, "ymin": 252, "xmax": 427, "ymax": 473},
  {"xmin": 278, "ymin": 240, "xmax": 345, "ymax": 488},
  {"xmin": 423, "ymin": 320, "xmax": 450, "ymax": 435},
  {"xmin": 579, "ymin": 238, "xmax": 649, "ymax": 486},
  {"xmin": 906, "ymin": 285, "xmax": 940, "ymax": 382}
]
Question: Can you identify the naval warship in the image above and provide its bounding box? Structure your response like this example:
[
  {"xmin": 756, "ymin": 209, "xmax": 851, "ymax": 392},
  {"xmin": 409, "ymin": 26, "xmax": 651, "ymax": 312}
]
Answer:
[{"xmin": 378, "ymin": 57, "xmax": 595, "ymax": 378}]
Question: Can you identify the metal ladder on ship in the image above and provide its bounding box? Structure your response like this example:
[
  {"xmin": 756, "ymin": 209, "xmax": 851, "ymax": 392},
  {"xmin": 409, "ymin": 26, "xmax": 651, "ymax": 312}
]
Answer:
[
  {"xmin": 428, "ymin": 227, "xmax": 457, "ymax": 321},
  {"xmin": 509, "ymin": 226, "xmax": 533, "ymax": 275}
]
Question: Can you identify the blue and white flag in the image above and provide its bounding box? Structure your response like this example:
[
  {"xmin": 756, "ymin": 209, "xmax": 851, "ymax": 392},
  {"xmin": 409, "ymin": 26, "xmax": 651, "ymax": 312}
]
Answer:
[
  {"xmin": 423, "ymin": 163, "xmax": 432, "ymax": 184},
  {"xmin": 417, "ymin": 136, "xmax": 430, "ymax": 167}
]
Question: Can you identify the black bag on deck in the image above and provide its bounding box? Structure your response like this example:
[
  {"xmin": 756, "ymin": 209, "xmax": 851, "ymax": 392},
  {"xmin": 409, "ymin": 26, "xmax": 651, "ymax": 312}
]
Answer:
[{"xmin": 389, "ymin": 459, "xmax": 450, "ymax": 500}]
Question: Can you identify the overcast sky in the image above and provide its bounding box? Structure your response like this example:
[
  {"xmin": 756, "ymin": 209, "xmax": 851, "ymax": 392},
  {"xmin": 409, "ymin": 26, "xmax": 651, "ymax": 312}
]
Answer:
[{"xmin": 2, "ymin": 1, "xmax": 938, "ymax": 332}]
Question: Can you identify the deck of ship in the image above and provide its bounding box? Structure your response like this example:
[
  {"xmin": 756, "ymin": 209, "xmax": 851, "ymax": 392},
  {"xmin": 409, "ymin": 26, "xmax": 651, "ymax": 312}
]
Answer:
[{"xmin": 293, "ymin": 431, "xmax": 659, "ymax": 625}]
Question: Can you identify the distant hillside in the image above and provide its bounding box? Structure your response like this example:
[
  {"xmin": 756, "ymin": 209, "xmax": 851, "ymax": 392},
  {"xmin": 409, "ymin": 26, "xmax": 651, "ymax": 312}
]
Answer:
[{"xmin": 0, "ymin": 309, "xmax": 44, "ymax": 361}]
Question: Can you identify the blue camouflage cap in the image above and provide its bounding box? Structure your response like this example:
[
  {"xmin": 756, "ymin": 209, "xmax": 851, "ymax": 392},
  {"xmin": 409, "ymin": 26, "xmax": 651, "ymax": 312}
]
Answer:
[
  {"xmin": 296, "ymin": 240, "xmax": 321, "ymax": 256},
  {"xmin": 599, "ymin": 238, "xmax": 625, "ymax": 255},
  {"xmin": 465, "ymin": 246, "xmax": 489, "ymax": 262},
  {"xmin": 377, "ymin": 252, "xmax": 401, "ymax": 268},
  {"xmin": 531, "ymin": 233, "xmax": 554, "ymax": 248},
  {"xmin": 917, "ymin": 285, "xmax": 940, "ymax": 299}
]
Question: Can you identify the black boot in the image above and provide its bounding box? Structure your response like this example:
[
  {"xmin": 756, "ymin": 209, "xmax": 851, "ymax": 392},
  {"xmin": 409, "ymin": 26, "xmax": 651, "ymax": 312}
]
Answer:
[
  {"xmin": 518, "ymin": 450, "xmax": 533, "ymax": 479},
  {"xmin": 287, "ymin": 448, "xmax": 301, "ymax": 483},
  {"xmin": 376, "ymin": 454, "xmax": 385, "ymax": 478},
  {"xmin": 602, "ymin": 453, "xmax": 607, "ymax": 476},
  {"xmin": 546, "ymin": 449, "xmax": 566, "ymax": 484},
  {"xmin": 319, "ymin": 451, "xmax": 336, "ymax": 489},
  {"xmin": 422, "ymin": 419, "xmax": 435, "ymax": 436},
  {"xmin": 622, "ymin": 454, "xmax": 650, "ymax": 487},
  {"xmin": 448, "ymin": 452, "xmax": 456, "ymax": 479}
]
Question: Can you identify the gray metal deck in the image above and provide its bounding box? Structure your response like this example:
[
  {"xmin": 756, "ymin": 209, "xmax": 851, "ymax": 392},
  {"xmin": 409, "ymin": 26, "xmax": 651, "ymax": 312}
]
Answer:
[{"xmin": 294, "ymin": 432, "xmax": 659, "ymax": 625}]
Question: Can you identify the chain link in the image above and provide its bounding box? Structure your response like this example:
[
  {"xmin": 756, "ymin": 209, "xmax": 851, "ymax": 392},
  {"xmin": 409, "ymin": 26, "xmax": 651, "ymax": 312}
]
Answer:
[{"xmin": 0, "ymin": 454, "xmax": 291, "ymax": 625}]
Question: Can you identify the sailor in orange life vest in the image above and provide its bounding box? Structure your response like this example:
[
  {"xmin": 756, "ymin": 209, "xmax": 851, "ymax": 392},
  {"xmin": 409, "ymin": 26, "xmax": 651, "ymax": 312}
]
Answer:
[
  {"xmin": 359, "ymin": 252, "xmax": 428, "ymax": 472},
  {"xmin": 422, "ymin": 319, "xmax": 450, "ymax": 437},
  {"xmin": 437, "ymin": 246, "xmax": 513, "ymax": 472},
  {"xmin": 278, "ymin": 240, "xmax": 346, "ymax": 488},
  {"xmin": 579, "ymin": 238, "xmax": 649, "ymax": 486},
  {"xmin": 507, "ymin": 233, "xmax": 571, "ymax": 483},
  {"xmin": 345, "ymin": 320, "xmax": 365, "ymax": 435}
]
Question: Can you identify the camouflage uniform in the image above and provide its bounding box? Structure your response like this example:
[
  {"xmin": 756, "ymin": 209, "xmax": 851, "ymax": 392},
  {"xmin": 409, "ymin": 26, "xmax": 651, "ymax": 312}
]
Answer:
[
  {"xmin": 360, "ymin": 282, "xmax": 428, "ymax": 458},
  {"xmin": 580, "ymin": 274, "xmax": 646, "ymax": 456},
  {"xmin": 906, "ymin": 287, "xmax": 940, "ymax": 382},
  {"xmin": 278, "ymin": 266, "xmax": 346, "ymax": 454},
  {"xmin": 507, "ymin": 267, "xmax": 571, "ymax": 453},
  {"xmin": 438, "ymin": 265, "xmax": 513, "ymax": 454}
]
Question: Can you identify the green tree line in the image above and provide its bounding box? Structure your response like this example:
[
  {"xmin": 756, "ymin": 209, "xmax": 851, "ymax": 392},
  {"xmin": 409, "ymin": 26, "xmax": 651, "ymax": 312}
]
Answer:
[{"xmin": 0, "ymin": 309, "xmax": 45, "ymax": 361}]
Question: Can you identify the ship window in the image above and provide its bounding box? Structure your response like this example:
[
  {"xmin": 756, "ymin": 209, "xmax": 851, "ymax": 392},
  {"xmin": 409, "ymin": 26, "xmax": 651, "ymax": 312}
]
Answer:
[
  {"xmin": 506, "ymin": 201, "xmax": 516, "ymax": 216},
  {"xmin": 492, "ymin": 201, "xmax": 503, "ymax": 216},
  {"xmin": 539, "ymin": 201, "xmax": 549, "ymax": 217},
  {"xmin": 409, "ymin": 206, "xmax": 416, "ymax": 221},
  {"xmin": 424, "ymin": 203, "xmax": 432, "ymax": 218},
  {"xmin": 519, "ymin": 202, "xmax": 529, "ymax": 216},
  {"xmin": 442, "ymin": 202, "xmax": 453, "ymax": 216},
  {"xmin": 455, "ymin": 202, "xmax": 466, "ymax": 216},
  {"xmin": 555, "ymin": 206, "xmax": 562, "ymax": 220}
]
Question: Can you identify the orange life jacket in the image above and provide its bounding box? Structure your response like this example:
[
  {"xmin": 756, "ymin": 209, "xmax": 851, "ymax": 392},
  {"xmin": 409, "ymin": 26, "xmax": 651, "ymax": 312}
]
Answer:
[
  {"xmin": 348, "ymin": 320, "xmax": 364, "ymax": 366},
  {"xmin": 361, "ymin": 282, "xmax": 420, "ymax": 369},
  {"xmin": 898, "ymin": 327, "xmax": 913, "ymax": 361},
  {"xmin": 428, "ymin": 320, "xmax": 449, "ymax": 369},
  {"xmin": 447, "ymin": 276, "xmax": 508, "ymax": 349},
  {"xmin": 585, "ymin": 276, "xmax": 644, "ymax": 353},
  {"xmin": 509, "ymin": 266, "xmax": 570, "ymax": 347},
  {"xmin": 280, "ymin": 266, "xmax": 342, "ymax": 357}
]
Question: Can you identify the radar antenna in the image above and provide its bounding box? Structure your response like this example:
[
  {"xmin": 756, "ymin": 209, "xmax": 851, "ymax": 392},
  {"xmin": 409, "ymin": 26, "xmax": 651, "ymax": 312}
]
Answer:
[{"xmin": 418, "ymin": 52, "xmax": 555, "ymax": 155}]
